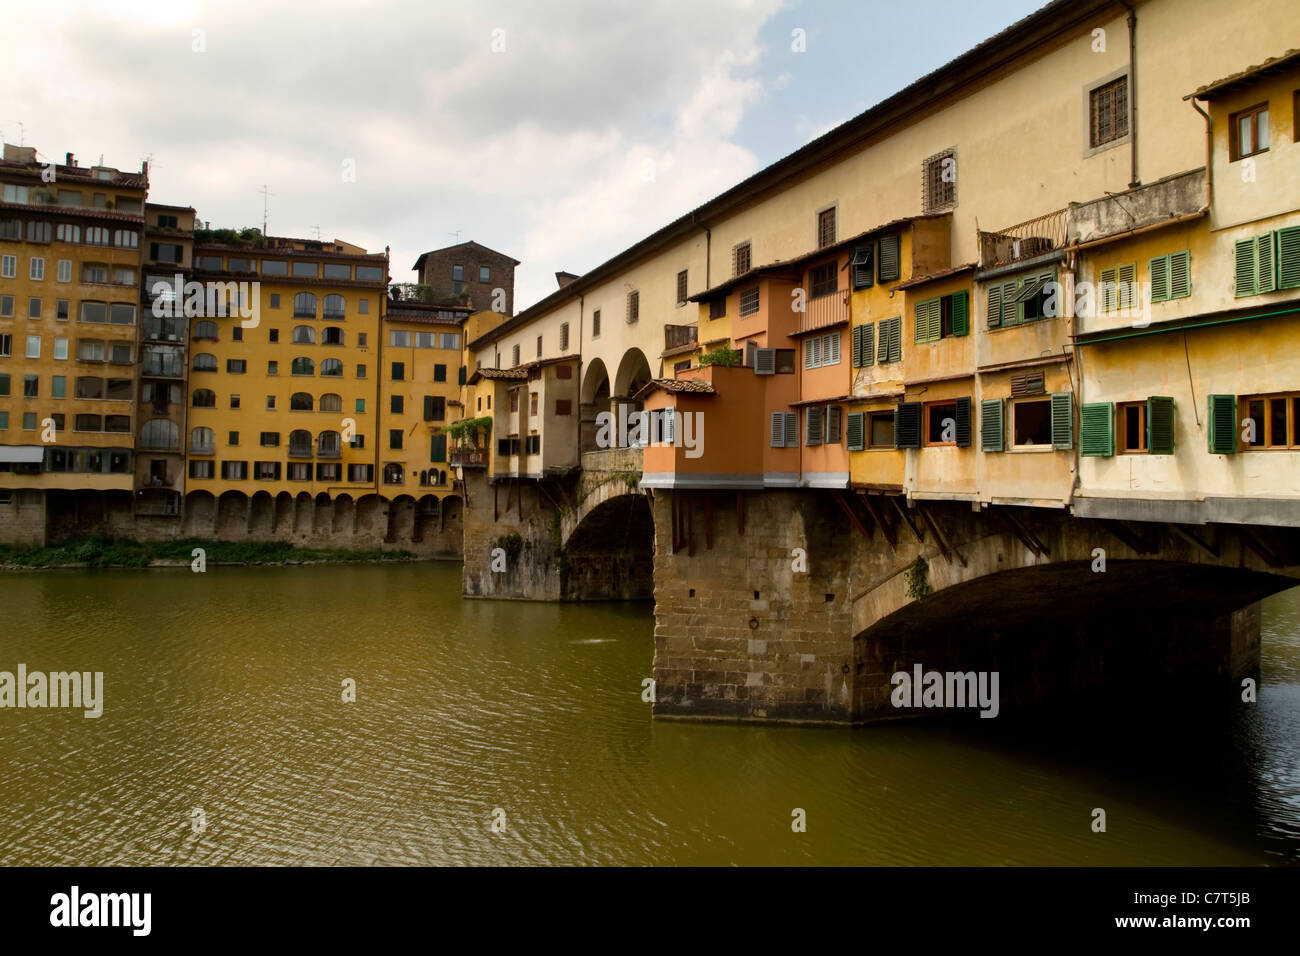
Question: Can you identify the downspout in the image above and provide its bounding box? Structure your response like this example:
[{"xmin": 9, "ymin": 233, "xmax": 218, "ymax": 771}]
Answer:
[
  {"xmin": 1122, "ymin": 2, "xmax": 1139, "ymax": 188},
  {"xmin": 577, "ymin": 293, "xmax": 584, "ymax": 456},
  {"xmin": 1188, "ymin": 96, "xmax": 1213, "ymax": 209}
]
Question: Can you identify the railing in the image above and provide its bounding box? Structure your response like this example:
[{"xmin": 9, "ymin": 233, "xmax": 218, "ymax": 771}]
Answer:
[
  {"xmin": 189, "ymin": 442, "xmax": 215, "ymax": 455},
  {"xmin": 139, "ymin": 439, "xmax": 180, "ymax": 452},
  {"xmin": 142, "ymin": 319, "xmax": 187, "ymax": 341},
  {"xmin": 288, "ymin": 444, "xmax": 313, "ymax": 459},
  {"xmin": 979, "ymin": 207, "xmax": 1069, "ymax": 269},
  {"xmin": 664, "ymin": 324, "xmax": 698, "ymax": 351},
  {"xmin": 317, "ymin": 444, "xmax": 341, "ymax": 459},
  {"xmin": 800, "ymin": 288, "xmax": 849, "ymax": 333},
  {"xmin": 141, "ymin": 359, "xmax": 185, "ymax": 378},
  {"xmin": 450, "ymin": 447, "xmax": 487, "ymax": 468}
]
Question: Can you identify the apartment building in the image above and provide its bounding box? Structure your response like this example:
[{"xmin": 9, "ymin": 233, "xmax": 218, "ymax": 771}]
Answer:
[
  {"xmin": 412, "ymin": 240, "xmax": 519, "ymax": 315},
  {"xmin": 0, "ymin": 144, "xmax": 147, "ymax": 542}
]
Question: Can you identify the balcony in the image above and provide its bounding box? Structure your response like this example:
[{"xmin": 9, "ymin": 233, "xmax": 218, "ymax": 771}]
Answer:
[
  {"xmin": 317, "ymin": 444, "xmax": 341, "ymax": 459},
  {"xmin": 288, "ymin": 444, "xmax": 314, "ymax": 459},
  {"xmin": 139, "ymin": 438, "xmax": 180, "ymax": 452},
  {"xmin": 189, "ymin": 441, "xmax": 215, "ymax": 456},
  {"xmin": 140, "ymin": 358, "xmax": 185, "ymax": 378},
  {"xmin": 142, "ymin": 318, "xmax": 187, "ymax": 342},
  {"xmin": 1068, "ymin": 169, "xmax": 1206, "ymax": 245},
  {"xmin": 450, "ymin": 447, "xmax": 487, "ymax": 468},
  {"xmin": 800, "ymin": 288, "xmax": 849, "ymax": 333},
  {"xmin": 664, "ymin": 324, "xmax": 698, "ymax": 352},
  {"xmin": 979, "ymin": 208, "xmax": 1068, "ymax": 270}
]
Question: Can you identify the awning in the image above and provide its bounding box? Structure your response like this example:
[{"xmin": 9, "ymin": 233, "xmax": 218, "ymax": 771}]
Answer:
[{"xmin": 0, "ymin": 446, "xmax": 44, "ymax": 464}]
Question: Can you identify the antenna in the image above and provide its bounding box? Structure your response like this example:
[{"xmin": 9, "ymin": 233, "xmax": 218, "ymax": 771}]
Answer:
[
  {"xmin": 17, "ymin": 122, "xmax": 24, "ymax": 145},
  {"xmin": 258, "ymin": 184, "xmax": 274, "ymax": 235},
  {"xmin": 448, "ymin": 229, "xmax": 462, "ymax": 244},
  {"xmin": 311, "ymin": 225, "xmax": 322, "ymax": 240}
]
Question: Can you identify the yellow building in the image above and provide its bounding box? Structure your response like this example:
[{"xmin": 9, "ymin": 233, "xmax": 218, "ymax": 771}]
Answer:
[
  {"xmin": 184, "ymin": 237, "xmax": 387, "ymax": 501},
  {"xmin": 0, "ymin": 143, "xmax": 148, "ymax": 542}
]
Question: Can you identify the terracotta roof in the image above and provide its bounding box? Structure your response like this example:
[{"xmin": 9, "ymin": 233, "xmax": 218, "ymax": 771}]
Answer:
[
  {"xmin": 661, "ymin": 342, "xmax": 700, "ymax": 358},
  {"xmin": 471, "ymin": 366, "xmax": 529, "ymax": 381},
  {"xmin": 1187, "ymin": 49, "xmax": 1300, "ymax": 100},
  {"xmin": 632, "ymin": 378, "xmax": 716, "ymax": 401},
  {"xmin": 895, "ymin": 262, "xmax": 978, "ymax": 290},
  {"xmin": 789, "ymin": 394, "xmax": 851, "ymax": 408},
  {"xmin": 0, "ymin": 200, "xmax": 144, "ymax": 224},
  {"xmin": 0, "ymin": 159, "xmax": 147, "ymax": 190}
]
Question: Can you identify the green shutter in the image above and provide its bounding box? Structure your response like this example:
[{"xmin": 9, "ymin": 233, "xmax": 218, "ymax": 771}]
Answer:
[
  {"xmin": 915, "ymin": 297, "xmax": 940, "ymax": 343},
  {"xmin": 851, "ymin": 325, "xmax": 862, "ymax": 367},
  {"xmin": 987, "ymin": 284, "xmax": 1002, "ymax": 329},
  {"xmin": 951, "ymin": 290, "xmax": 969, "ymax": 336},
  {"xmin": 1003, "ymin": 280, "xmax": 1019, "ymax": 325},
  {"xmin": 770, "ymin": 412, "xmax": 785, "ymax": 448},
  {"xmin": 851, "ymin": 245, "xmax": 874, "ymax": 289},
  {"xmin": 1207, "ymin": 394, "xmax": 1236, "ymax": 455},
  {"xmin": 431, "ymin": 433, "xmax": 447, "ymax": 462},
  {"xmin": 805, "ymin": 408, "xmax": 823, "ymax": 446},
  {"xmin": 878, "ymin": 317, "xmax": 901, "ymax": 363},
  {"xmin": 1277, "ymin": 226, "xmax": 1300, "ymax": 290},
  {"xmin": 894, "ymin": 402, "xmax": 922, "ymax": 448},
  {"xmin": 1050, "ymin": 392, "xmax": 1073, "ymax": 450},
  {"xmin": 878, "ymin": 235, "xmax": 901, "ymax": 281},
  {"xmin": 981, "ymin": 398, "xmax": 1004, "ymax": 452},
  {"xmin": 954, "ymin": 396, "xmax": 972, "ymax": 447},
  {"xmin": 1148, "ymin": 256, "xmax": 1169, "ymax": 303},
  {"xmin": 846, "ymin": 411, "xmax": 865, "ymax": 451},
  {"xmin": 1100, "ymin": 266, "xmax": 1118, "ymax": 311},
  {"xmin": 1257, "ymin": 233, "xmax": 1277, "ymax": 294},
  {"xmin": 1168, "ymin": 250, "xmax": 1191, "ymax": 299},
  {"xmin": 1234, "ymin": 238, "xmax": 1257, "ymax": 297},
  {"xmin": 1080, "ymin": 402, "xmax": 1114, "ymax": 457},
  {"xmin": 861, "ymin": 323, "xmax": 874, "ymax": 367},
  {"xmin": 1147, "ymin": 396, "xmax": 1175, "ymax": 455}
]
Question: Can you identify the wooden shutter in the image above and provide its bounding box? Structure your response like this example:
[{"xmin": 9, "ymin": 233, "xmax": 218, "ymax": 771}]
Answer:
[
  {"xmin": 805, "ymin": 408, "xmax": 822, "ymax": 446},
  {"xmin": 1147, "ymin": 257, "xmax": 1167, "ymax": 303},
  {"xmin": 784, "ymin": 412, "xmax": 798, "ymax": 447},
  {"xmin": 1168, "ymin": 250, "xmax": 1190, "ymax": 298},
  {"xmin": 826, "ymin": 406, "xmax": 842, "ymax": 444},
  {"xmin": 1146, "ymin": 396, "xmax": 1175, "ymax": 455},
  {"xmin": 987, "ymin": 283, "xmax": 1002, "ymax": 329},
  {"xmin": 825, "ymin": 332, "xmax": 841, "ymax": 365},
  {"xmin": 1003, "ymin": 280, "xmax": 1019, "ymax": 325},
  {"xmin": 423, "ymin": 395, "xmax": 435, "ymax": 421},
  {"xmin": 806, "ymin": 336, "xmax": 821, "ymax": 369},
  {"xmin": 1207, "ymin": 394, "xmax": 1237, "ymax": 455},
  {"xmin": 1117, "ymin": 263, "xmax": 1137, "ymax": 311},
  {"xmin": 663, "ymin": 407, "xmax": 676, "ymax": 444},
  {"xmin": 1100, "ymin": 266, "xmax": 1118, "ymax": 311},
  {"xmin": 1234, "ymin": 238, "xmax": 1258, "ymax": 297},
  {"xmin": 882, "ymin": 317, "xmax": 902, "ymax": 363},
  {"xmin": 894, "ymin": 402, "xmax": 922, "ymax": 448},
  {"xmin": 770, "ymin": 411, "xmax": 785, "ymax": 447},
  {"xmin": 1257, "ymin": 233, "xmax": 1277, "ymax": 294},
  {"xmin": 860, "ymin": 323, "xmax": 875, "ymax": 366},
  {"xmin": 431, "ymin": 433, "xmax": 447, "ymax": 462},
  {"xmin": 954, "ymin": 397, "xmax": 971, "ymax": 447},
  {"xmin": 1050, "ymin": 392, "xmax": 1073, "ymax": 449},
  {"xmin": 1080, "ymin": 402, "xmax": 1114, "ymax": 457},
  {"xmin": 1010, "ymin": 370, "xmax": 1045, "ymax": 396},
  {"xmin": 846, "ymin": 411, "xmax": 865, "ymax": 451},
  {"xmin": 878, "ymin": 235, "xmax": 901, "ymax": 281},
  {"xmin": 981, "ymin": 398, "xmax": 1004, "ymax": 452},
  {"xmin": 1278, "ymin": 226, "xmax": 1300, "ymax": 290},
  {"xmin": 914, "ymin": 297, "xmax": 939, "ymax": 343},
  {"xmin": 851, "ymin": 246, "xmax": 874, "ymax": 289},
  {"xmin": 755, "ymin": 348, "xmax": 775, "ymax": 375},
  {"xmin": 951, "ymin": 290, "xmax": 969, "ymax": 336}
]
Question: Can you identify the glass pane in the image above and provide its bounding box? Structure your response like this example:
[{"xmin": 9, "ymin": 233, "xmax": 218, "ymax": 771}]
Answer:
[
  {"xmin": 1258, "ymin": 109, "xmax": 1269, "ymax": 150},
  {"xmin": 1248, "ymin": 400, "xmax": 1265, "ymax": 445},
  {"xmin": 1270, "ymin": 397, "xmax": 1288, "ymax": 446},
  {"xmin": 1239, "ymin": 116, "xmax": 1253, "ymax": 155}
]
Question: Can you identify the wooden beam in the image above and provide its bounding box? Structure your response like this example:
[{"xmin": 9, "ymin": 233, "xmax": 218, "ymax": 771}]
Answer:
[
  {"xmin": 859, "ymin": 492, "xmax": 897, "ymax": 549},
  {"xmin": 687, "ymin": 494, "xmax": 694, "ymax": 557},
  {"xmin": 736, "ymin": 491, "xmax": 745, "ymax": 536},
  {"xmin": 1099, "ymin": 519, "xmax": 1154, "ymax": 555},
  {"xmin": 1168, "ymin": 523, "xmax": 1220, "ymax": 558},
  {"xmin": 1237, "ymin": 526, "xmax": 1283, "ymax": 569},
  {"xmin": 919, "ymin": 504, "xmax": 966, "ymax": 567},
  {"xmin": 832, "ymin": 490, "xmax": 871, "ymax": 540},
  {"xmin": 705, "ymin": 495, "xmax": 713, "ymax": 550},
  {"xmin": 889, "ymin": 493, "xmax": 924, "ymax": 543},
  {"xmin": 998, "ymin": 507, "xmax": 1049, "ymax": 557}
]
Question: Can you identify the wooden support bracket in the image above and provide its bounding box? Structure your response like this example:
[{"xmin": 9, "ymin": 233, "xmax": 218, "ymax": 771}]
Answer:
[
  {"xmin": 832, "ymin": 490, "xmax": 871, "ymax": 540},
  {"xmin": 918, "ymin": 503, "xmax": 966, "ymax": 567},
  {"xmin": 1168, "ymin": 523, "xmax": 1220, "ymax": 558}
]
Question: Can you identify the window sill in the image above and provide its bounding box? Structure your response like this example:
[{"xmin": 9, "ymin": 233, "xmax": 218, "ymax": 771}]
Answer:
[{"xmin": 1008, "ymin": 445, "xmax": 1056, "ymax": 453}]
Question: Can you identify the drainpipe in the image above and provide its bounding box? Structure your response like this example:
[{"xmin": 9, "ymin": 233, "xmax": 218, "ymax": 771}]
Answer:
[
  {"xmin": 1188, "ymin": 97, "xmax": 1214, "ymax": 210},
  {"xmin": 577, "ymin": 293, "xmax": 584, "ymax": 456},
  {"xmin": 1122, "ymin": 2, "xmax": 1139, "ymax": 188}
]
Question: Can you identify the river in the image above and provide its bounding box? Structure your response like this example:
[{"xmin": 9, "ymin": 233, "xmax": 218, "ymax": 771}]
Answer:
[{"xmin": 1, "ymin": 562, "xmax": 1297, "ymax": 865}]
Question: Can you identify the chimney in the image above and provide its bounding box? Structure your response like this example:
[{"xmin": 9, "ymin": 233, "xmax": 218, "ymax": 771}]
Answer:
[
  {"xmin": 555, "ymin": 271, "xmax": 579, "ymax": 289},
  {"xmin": 65, "ymin": 152, "xmax": 74, "ymax": 166}
]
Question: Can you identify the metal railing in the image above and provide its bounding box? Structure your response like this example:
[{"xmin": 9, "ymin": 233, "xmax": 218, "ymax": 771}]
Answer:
[
  {"xmin": 979, "ymin": 207, "xmax": 1069, "ymax": 269},
  {"xmin": 449, "ymin": 447, "xmax": 487, "ymax": 468}
]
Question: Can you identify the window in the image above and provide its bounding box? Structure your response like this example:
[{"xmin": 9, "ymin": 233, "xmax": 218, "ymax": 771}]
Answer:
[
  {"xmin": 626, "ymin": 290, "xmax": 639, "ymax": 324},
  {"xmin": 868, "ymin": 412, "xmax": 895, "ymax": 449},
  {"xmin": 1234, "ymin": 227, "xmax": 1300, "ymax": 296},
  {"xmin": 226, "ymin": 359, "xmax": 246, "ymax": 374},
  {"xmin": 254, "ymin": 461, "xmax": 281, "ymax": 481},
  {"xmin": 347, "ymin": 463, "xmax": 373, "ymax": 482},
  {"xmin": 817, "ymin": 207, "xmax": 836, "ymax": 249},
  {"xmin": 452, "ymin": 264, "xmax": 464, "ymax": 282},
  {"xmin": 292, "ymin": 357, "xmax": 315, "ymax": 376},
  {"xmin": 27, "ymin": 297, "xmax": 41, "ymax": 319},
  {"xmin": 57, "ymin": 260, "xmax": 71, "ymax": 283},
  {"xmin": 1239, "ymin": 393, "xmax": 1300, "ymax": 450},
  {"xmin": 875, "ymin": 316, "xmax": 902, "ymax": 364},
  {"xmin": 192, "ymin": 389, "xmax": 216, "ymax": 407},
  {"xmin": 769, "ymin": 412, "xmax": 799, "ymax": 448},
  {"xmin": 804, "ymin": 331, "xmax": 841, "ymax": 369},
  {"xmin": 709, "ymin": 296, "xmax": 726, "ymax": 319},
  {"xmin": 358, "ymin": 333, "xmax": 367, "ymax": 347},
  {"xmin": 986, "ymin": 271, "xmax": 1058, "ymax": 327},
  {"xmin": 1118, "ymin": 401, "xmax": 1146, "ymax": 453},
  {"xmin": 322, "ymin": 327, "xmax": 343, "ymax": 345},
  {"xmin": 293, "ymin": 292, "xmax": 316, "ymax": 318},
  {"xmin": 193, "ymin": 320, "xmax": 218, "ymax": 341},
  {"xmin": 74, "ymin": 414, "xmax": 99, "ymax": 431},
  {"xmin": 1012, "ymin": 399, "xmax": 1053, "ymax": 447},
  {"xmin": 923, "ymin": 399, "xmax": 972, "ymax": 447},
  {"xmin": 391, "ymin": 395, "xmax": 405, "ymax": 414},
  {"xmin": 289, "ymin": 430, "xmax": 312, "ymax": 455},
  {"xmin": 356, "ymin": 364, "xmax": 366, "ymax": 379},
  {"xmin": 0, "ymin": 255, "xmax": 14, "ymax": 278},
  {"xmin": 25, "ymin": 335, "xmax": 40, "ymax": 359},
  {"xmin": 27, "ymin": 222, "xmax": 51, "ymax": 243},
  {"xmin": 112, "ymin": 229, "xmax": 138, "ymax": 248},
  {"xmin": 292, "ymin": 262, "xmax": 318, "ymax": 278},
  {"xmin": 913, "ymin": 291, "xmax": 969, "ymax": 343},
  {"xmin": 356, "ymin": 398, "xmax": 366, "ymax": 414},
  {"xmin": 323, "ymin": 294, "xmax": 345, "ymax": 318},
  {"xmin": 390, "ymin": 330, "xmax": 411, "ymax": 348},
  {"xmin": 922, "ymin": 148, "xmax": 957, "ymax": 212},
  {"xmin": 510, "ymin": 390, "xmax": 520, "ymax": 413},
  {"xmin": 1230, "ymin": 102, "xmax": 1269, "ymax": 161},
  {"xmin": 323, "ymin": 263, "xmax": 350, "ymax": 280},
  {"xmin": 270, "ymin": 294, "xmax": 281, "ymax": 308},
  {"xmin": 536, "ymin": 335, "xmax": 542, "ymax": 358},
  {"xmin": 739, "ymin": 287, "xmax": 760, "ymax": 316},
  {"xmin": 1148, "ymin": 251, "xmax": 1192, "ymax": 303},
  {"xmin": 1089, "ymin": 75, "xmax": 1129, "ymax": 149},
  {"xmin": 2, "ymin": 185, "xmax": 28, "ymax": 204},
  {"xmin": 229, "ymin": 394, "xmax": 240, "ymax": 409},
  {"xmin": 23, "ymin": 374, "xmax": 39, "ymax": 398},
  {"xmin": 0, "ymin": 295, "xmax": 11, "ymax": 317},
  {"xmin": 293, "ymin": 325, "xmax": 316, "ymax": 345},
  {"xmin": 189, "ymin": 460, "xmax": 213, "ymax": 479},
  {"xmin": 810, "ymin": 263, "xmax": 837, "ymax": 299},
  {"xmin": 192, "ymin": 353, "xmax": 217, "ymax": 372},
  {"xmin": 530, "ymin": 392, "xmax": 539, "ymax": 416},
  {"xmin": 391, "ymin": 361, "xmax": 405, "ymax": 381},
  {"xmin": 1098, "ymin": 263, "xmax": 1139, "ymax": 312},
  {"xmin": 676, "ymin": 270, "xmax": 688, "ymax": 305},
  {"xmin": 190, "ymin": 427, "xmax": 215, "ymax": 454},
  {"xmin": 291, "ymin": 392, "xmax": 313, "ymax": 411},
  {"xmin": 319, "ymin": 393, "xmax": 341, "ymax": 413},
  {"xmin": 52, "ymin": 337, "xmax": 67, "ymax": 360},
  {"xmin": 0, "ymin": 373, "xmax": 7, "ymax": 394},
  {"xmin": 85, "ymin": 227, "xmax": 109, "ymax": 246},
  {"xmin": 592, "ymin": 309, "xmax": 601, "ymax": 338},
  {"xmin": 0, "ymin": 219, "xmax": 17, "ymax": 240},
  {"xmin": 850, "ymin": 245, "xmax": 874, "ymax": 290},
  {"xmin": 734, "ymin": 242, "xmax": 752, "ymax": 277},
  {"xmin": 390, "ymin": 430, "xmax": 403, "ymax": 450},
  {"xmin": 511, "ymin": 345, "xmax": 520, "ymax": 367},
  {"xmin": 479, "ymin": 265, "xmax": 490, "ymax": 282},
  {"xmin": 109, "ymin": 303, "xmax": 135, "ymax": 325},
  {"xmin": 877, "ymin": 235, "xmax": 901, "ymax": 282},
  {"xmin": 29, "ymin": 257, "xmax": 44, "ymax": 280},
  {"xmin": 266, "ymin": 395, "xmax": 276, "ymax": 410},
  {"xmin": 221, "ymin": 461, "xmax": 247, "ymax": 481},
  {"xmin": 558, "ymin": 322, "xmax": 570, "ymax": 352}
]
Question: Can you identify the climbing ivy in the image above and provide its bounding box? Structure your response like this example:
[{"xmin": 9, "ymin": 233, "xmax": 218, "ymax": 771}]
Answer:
[{"xmin": 905, "ymin": 555, "xmax": 932, "ymax": 600}]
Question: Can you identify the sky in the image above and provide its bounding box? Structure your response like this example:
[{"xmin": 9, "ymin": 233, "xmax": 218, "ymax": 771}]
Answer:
[{"xmin": 1, "ymin": 0, "xmax": 1046, "ymax": 312}]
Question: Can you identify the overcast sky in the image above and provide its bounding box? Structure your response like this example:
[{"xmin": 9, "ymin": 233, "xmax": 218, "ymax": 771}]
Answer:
[{"xmin": 3, "ymin": 0, "xmax": 1043, "ymax": 311}]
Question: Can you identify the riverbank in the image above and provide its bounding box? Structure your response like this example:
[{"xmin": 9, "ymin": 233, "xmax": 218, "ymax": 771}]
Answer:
[{"xmin": 0, "ymin": 535, "xmax": 423, "ymax": 570}]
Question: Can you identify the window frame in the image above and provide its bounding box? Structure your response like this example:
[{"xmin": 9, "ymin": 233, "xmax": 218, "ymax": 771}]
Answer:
[{"xmin": 1229, "ymin": 101, "xmax": 1270, "ymax": 162}]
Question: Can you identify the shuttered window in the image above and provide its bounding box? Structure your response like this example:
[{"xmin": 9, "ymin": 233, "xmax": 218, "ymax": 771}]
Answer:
[
  {"xmin": 783, "ymin": 411, "xmax": 798, "ymax": 447},
  {"xmin": 1080, "ymin": 402, "xmax": 1115, "ymax": 457},
  {"xmin": 805, "ymin": 407, "xmax": 823, "ymax": 446},
  {"xmin": 770, "ymin": 412, "xmax": 785, "ymax": 447},
  {"xmin": 1010, "ymin": 370, "xmax": 1045, "ymax": 396},
  {"xmin": 878, "ymin": 235, "xmax": 901, "ymax": 282},
  {"xmin": 1147, "ymin": 396, "xmax": 1175, "ymax": 455},
  {"xmin": 851, "ymin": 246, "xmax": 874, "ymax": 289},
  {"xmin": 826, "ymin": 406, "xmax": 843, "ymax": 444},
  {"xmin": 1207, "ymin": 394, "xmax": 1237, "ymax": 455},
  {"xmin": 953, "ymin": 397, "xmax": 972, "ymax": 447},
  {"xmin": 894, "ymin": 402, "xmax": 922, "ymax": 449},
  {"xmin": 770, "ymin": 411, "xmax": 799, "ymax": 448},
  {"xmin": 846, "ymin": 411, "xmax": 865, "ymax": 451},
  {"xmin": 626, "ymin": 290, "xmax": 640, "ymax": 323},
  {"xmin": 1149, "ymin": 251, "xmax": 1191, "ymax": 303},
  {"xmin": 430, "ymin": 433, "xmax": 447, "ymax": 462},
  {"xmin": 951, "ymin": 289, "xmax": 969, "ymax": 336},
  {"xmin": 1235, "ymin": 234, "xmax": 1276, "ymax": 297},
  {"xmin": 1050, "ymin": 392, "xmax": 1073, "ymax": 449},
  {"xmin": 876, "ymin": 316, "xmax": 902, "ymax": 363},
  {"xmin": 1279, "ymin": 225, "xmax": 1300, "ymax": 290},
  {"xmin": 852, "ymin": 323, "xmax": 875, "ymax": 367},
  {"xmin": 817, "ymin": 208, "xmax": 836, "ymax": 249},
  {"xmin": 733, "ymin": 242, "xmax": 751, "ymax": 277},
  {"xmin": 981, "ymin": 398, "xmax": 1004, "ymax": 452},
  {"xmin": 805, "ymin": 331, "xmax": 840, "ymax": 369},
  {"xmin": 914, "ymin": 297, "xmax": 942, "ymax": 343},
  {"xmin": 676, "ymin": 270, "xmax": 688, "ymax": 305},
  {"xmin": 754, "ymin": 348, "xmax": 776, "ymax": 375}
]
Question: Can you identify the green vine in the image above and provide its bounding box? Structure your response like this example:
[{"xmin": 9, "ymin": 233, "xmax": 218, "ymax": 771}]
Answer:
[
  {"xmin": 698, "ymin": 346, "xmax": 742, "ymax": 367},
  {"xmin": 447, "ymin": 416, "xmax": 493, "ymax": 446},
  {"xmin": 905, "ymin": 555, "xmax": 932, "ymax": 600}
]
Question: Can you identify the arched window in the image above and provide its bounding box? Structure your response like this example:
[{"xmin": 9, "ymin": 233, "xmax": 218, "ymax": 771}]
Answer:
[
  {"xmin": 292, "ymin": 325, "xmax": 316, "ymax": 344},
  {"xmin": 320, "ymin": 358, "xmax": 343, "ymax": 377},
  {"xmin": 318, "ymin": 431, "xmax": 341, "ymax": 457},
  {"xmin": 192, "ymin": 353, "xmax": 217, "ymax": 372},
  {"xmin": 288, "ymin": 430, "xmax": 313, "ymax": 456},
  {"xmin": 192, "ymin": 389, "xmax": 216, "ymax": 407},
  {"xmin": 141, "ymin": 418, "xmax": 179, "ymax": 450},
  {"xmin": 56, "ymin": 223, "xmax": 81, "ymax": 243},
  {"xmin": 323, "ymin": 294, "xmax": 345, "ymax": 318},
  {"xmin": 290, "ymin": 392, "xmax": 314, "ymax": 411},
  {"xmin": 193, "ymin": 320, "xmax": 218, "ymax": 341},
  {"xmin": 293, "ymin": 292, "xmax": 316, "ymax": 318},
  {"xmin": 322, "ymin": 326, "xmax": 344, "ymax": 345},
  {"xmin": 291, "ymin": 356, "xmax": 315, "ymax": 376},
  {"xmin": 383, "ymin": 463, "xmax": 405, "ymax": 485},
  {"xmin": 190, "ymin": 427, "xmax": 214, "ymax": 453},
  {"xmin": 319, "ymin": 393, "xmax": 342, "ymax": 413}
]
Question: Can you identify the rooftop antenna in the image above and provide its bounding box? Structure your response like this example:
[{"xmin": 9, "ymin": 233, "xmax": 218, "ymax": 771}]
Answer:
[
  {"xmin": 448, "ymin": 229, "xmax": 462, "ymax": 244},
  {"xmin": 16, "ymin": 122, "xmax": 24, "ymax": 145},
  {"xmin": 311, "ymin": 225, "xmax": 322, "ymax": 240},
  {"xmin": 258, "ymin": 184, "xmax": 274, "ymax": 235}
]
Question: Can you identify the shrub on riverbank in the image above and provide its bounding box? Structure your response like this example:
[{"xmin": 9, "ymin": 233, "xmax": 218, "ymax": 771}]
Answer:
[{"xmin": 0, "ymin": 536, "xmax": 415, "ymax": 569}]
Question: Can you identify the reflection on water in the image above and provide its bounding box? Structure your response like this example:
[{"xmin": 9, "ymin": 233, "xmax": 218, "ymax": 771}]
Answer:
[{"xmin": 0, "ymin": 564, "xmax": 1297, "ymax": 865}]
